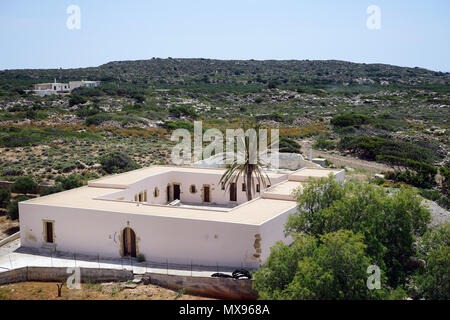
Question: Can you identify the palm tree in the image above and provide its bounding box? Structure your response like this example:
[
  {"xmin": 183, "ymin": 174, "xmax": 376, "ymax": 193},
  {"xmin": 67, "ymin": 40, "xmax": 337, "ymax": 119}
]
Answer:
[{"xmin": 219, "ymin": 124, "xmax": 275, "ymax": 201}]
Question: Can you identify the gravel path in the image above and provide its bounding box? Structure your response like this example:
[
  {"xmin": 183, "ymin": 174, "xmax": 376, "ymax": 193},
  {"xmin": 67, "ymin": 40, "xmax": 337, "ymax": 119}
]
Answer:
[{"xmin": 299, "ymin": 139, "xmax": 393, "ymax": 173}]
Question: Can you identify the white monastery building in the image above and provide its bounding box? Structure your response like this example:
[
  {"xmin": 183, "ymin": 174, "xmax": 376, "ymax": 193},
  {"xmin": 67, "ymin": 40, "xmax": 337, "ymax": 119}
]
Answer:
[
  {"xmin": 32, "ymin": 79, "xmax": 101, "ymax": 96},
  {"xmin": 19, "ymin": 166, "xmax": 344, "ymax": 268}
]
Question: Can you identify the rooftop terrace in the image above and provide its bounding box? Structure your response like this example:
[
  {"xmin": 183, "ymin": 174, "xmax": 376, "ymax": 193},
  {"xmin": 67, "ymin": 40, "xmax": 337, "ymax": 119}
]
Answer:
[{"xmin": 24, "ymin": 166, "xmax": 344, "ymax": 226}]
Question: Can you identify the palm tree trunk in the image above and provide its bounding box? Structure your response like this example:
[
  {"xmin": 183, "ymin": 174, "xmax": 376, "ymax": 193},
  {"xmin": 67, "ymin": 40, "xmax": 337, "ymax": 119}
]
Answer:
[{"xmin": 246, "ymin": 165, "xmax": 254, "ymax": 201}]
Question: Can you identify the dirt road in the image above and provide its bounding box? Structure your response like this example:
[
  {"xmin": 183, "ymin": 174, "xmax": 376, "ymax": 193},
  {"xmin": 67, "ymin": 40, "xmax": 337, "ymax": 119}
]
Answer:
[{"xmin": 299, "ymin": 139, "xmax": 393, "ymax": 174}]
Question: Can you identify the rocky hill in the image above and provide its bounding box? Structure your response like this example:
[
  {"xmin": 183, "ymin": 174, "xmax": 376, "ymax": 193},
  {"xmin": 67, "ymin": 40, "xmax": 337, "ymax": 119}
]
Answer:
[{"xmin": 1, "ymin": 59, "xmax": 449, "ymax": 93}]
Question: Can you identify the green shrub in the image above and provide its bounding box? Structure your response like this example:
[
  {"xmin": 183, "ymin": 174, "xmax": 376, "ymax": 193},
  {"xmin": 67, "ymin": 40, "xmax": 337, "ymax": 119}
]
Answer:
[
  {"xmin": 285, "ymin": 176, "xmax": 430, "ymax": 287},
  {"xmin": 279, "ymin": 136, "xmax": 301, "ymax": 153},
  {"xmin": 169, "ymin": 105, "xmax": 198, "ymax": 118},
  {"xmin": 164, "ymin": 121, "xmax": 194, "ymax": 131},
  {"xmin": 85, "ymin": 113, "xmax": 113, "ymax": 126},
  {"xmin": 76, "ymin": 105, "xmax": 100, "ymax": 118},
  {"xmin": 11, "ymin": 176, "xmax": 38, "ymax": 195},
  {"xmin": 313, "ymin": 138, "xmax": 335, "ymax": 150},
  {"xmin": 99, "ymin": 151, "xmax": 140, "ymax": 174},
  {"xmin": 418, "ymin": 189, "xmax": 441, "ymax": 201},
  {"xmin": 71, "ymin": 86, "xmax": 104, "ymax": 97},
  {"xmin": 254, "ymin": 97, "xmax": 263, "ymax": 104},
  {"xmin": 253, "ymin": 230, "xmax": 388, "ymax": 299},
  {"xmin": 1, "ymin": 168, "xmax": 23, "ymax": 176},
  {"xmin": 39, "ymin": 185, "xmax": 64, "ymax": 196},
  {"xmin": 0, "ymin": 188, "xmax": 11, "ymax": 208},
  {"xmin": 338, "ymin": 136, "xmax": 438, "ymax": 164},
  {"xmin": 56, "ymin": 174, "xmax": 83, "ymax": 190},
  {"xmin": 331, "ymin": 113, "xmax": 370, "ymax": 127},
  {"xmin": 377, "ymin": 155, "xmax": 437, "ymax": 189},
  {"xmin": 255, "ymin": 112, "xmax": 286, "ymax": 123},
  {"xmin": 414, "ymin": 223, "xmax": 450, "ymax": 300},
  {"xmin": 7, "ymin": 195, "xmax": 30, "ymax": 220},
  {"xmin": 136, "ymin": 253, "xmax": 146, "ymax": 262},
  {"xmin": 69, "ymin": 95, "xmax": 87, "ymax": 107}
]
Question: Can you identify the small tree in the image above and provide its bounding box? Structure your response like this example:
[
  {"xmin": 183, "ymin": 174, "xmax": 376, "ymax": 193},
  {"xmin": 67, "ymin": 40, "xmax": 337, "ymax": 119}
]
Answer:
[
  {"xmin": 99, "ymin": 151, "xmax": 140, "ymax": 174},
  {"xmin": 253, "ymin": 230, "xmax": 388, "ymax": 300},
  {"xmin": 11, "ymin": 176, "xmax": 38, "ymax": 195},
  {"xmin": 0, "ymin": 188, "xmax": 11, "ymax": 208},
  {"xmin": 414, "ymin": 223, "xmax": 450, "ymax": 300},
  {"xmin": 7, "ymin": 196, "xmax": 29, "ymax": 220},
  {"xmin": 285, "ymin": 176, "xmax": 430, "ymax": 287},
  {"xmin": 57, "ymin": 174, "xmax": 83, "ymax": 190}
]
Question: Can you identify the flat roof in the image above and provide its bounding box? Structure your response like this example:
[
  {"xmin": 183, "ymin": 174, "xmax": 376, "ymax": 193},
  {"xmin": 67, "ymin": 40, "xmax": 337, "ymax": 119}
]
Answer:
[
  {"xmin": 289, "ymin": 167, "xmax": 343, "ymax": 181},
  {"xmin": 24, "ymin": 185, "xmax": 297, "ymax": 226},
  {"xmin": 24, "ymin": 166, "xmax": 342, "ymax": 226},
  {"xmin": 263, "ymin": 181, "xmax": 303, "ymax": 201},
  {"xmin": 88, "ymin": 165, "xmax": 286, "ymax": 189}
]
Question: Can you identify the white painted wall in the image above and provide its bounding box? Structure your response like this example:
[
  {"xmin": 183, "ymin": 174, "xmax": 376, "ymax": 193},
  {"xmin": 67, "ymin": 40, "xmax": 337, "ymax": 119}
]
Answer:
[
  {"xmin": 258, "ymin": 206, "xmax": 296, "ymax": 263},
  {"xmin": 19, "ymin": 202, "xmax": 269, "ymax": 268},
  {"xmin": 98, "ymin": 171, "xmax": 286, "ymax": 206}
]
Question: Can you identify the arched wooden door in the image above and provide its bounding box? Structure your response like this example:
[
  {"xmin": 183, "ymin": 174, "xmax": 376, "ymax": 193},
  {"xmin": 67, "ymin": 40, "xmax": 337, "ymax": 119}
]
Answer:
[{"xmin": 123, "ymin": 227, "xmax": 137, "ymax": 257}]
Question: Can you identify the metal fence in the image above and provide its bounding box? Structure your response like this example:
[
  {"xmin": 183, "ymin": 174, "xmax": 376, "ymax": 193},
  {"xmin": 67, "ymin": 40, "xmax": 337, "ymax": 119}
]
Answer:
[{"xmin": 1, "ymin": 246, "xmax": 256, "ymax": 278}]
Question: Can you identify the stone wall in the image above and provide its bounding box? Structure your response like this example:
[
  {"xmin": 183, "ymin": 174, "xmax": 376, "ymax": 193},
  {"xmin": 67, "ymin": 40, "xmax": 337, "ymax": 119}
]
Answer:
[
  {"xmin": 145, "ymin": 273, "xmax": 257, "ymax": 300},
  {"xmin": 0, "ymin": 267, "xmax": 133, "ymax": 285},
  {"xmin": 0, "ymin": 267, "xmax": 257, "ymax": 300}
]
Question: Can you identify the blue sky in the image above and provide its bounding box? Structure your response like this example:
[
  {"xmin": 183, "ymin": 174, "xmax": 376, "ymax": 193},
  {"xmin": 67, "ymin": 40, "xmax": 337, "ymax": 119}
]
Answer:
[{"xmin": 1, "ymin": 0, "xmax": 449, "ymax": 71}]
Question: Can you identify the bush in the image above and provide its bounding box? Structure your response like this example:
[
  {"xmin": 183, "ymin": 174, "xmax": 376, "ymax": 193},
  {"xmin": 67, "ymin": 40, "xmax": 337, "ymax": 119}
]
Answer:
[
  {"xmin": 76, "ymin": 105, "xmax": 100, "ymax": 118},
  {"xmin": 0, "ymin": 188, "xmax": 11, "ymax": 208},
  {"xmin": 69, "ymin": 95, "xmax": 87, "ymax": 107},
  {"xmin": 378, "ymin": 155, "xmax": 437, "ymax": 189},
  {"xmin": 338, "ymin": 136, "xmax": 438, "ymax": 164},
  {"xmin": 313, "ymin": 138, "xmax": 335, "ymax": 150},
  {"xmin": 169, "ymin": 105, "xmax": 198, "ymax": 118},
  {"xmin": 331, "ymin": 113, "xmax": 370, "ymax": 127},
  {"xmin": 279, "ymin": 136, "xmax": 301, "ymax": 153},
  {"xmin": 414, "ymin": 223, "xmax": 450, "ymax": 300},
  {"xmin": 136, "ymin": 253, "xmax": 146, "ymax": 262},
  {"xmin": 1, "ymin": 168, "xmax": 23, "ymax": 176},
  {"xmin": 7, "ymin": 196, "xmax": 29, "ymax": 220},
  {"xmin": 254, "ymin": 97, "xmax": 263, "ymax": 104},
  {"xmin": 11, "ymin": 176, "xmax": 38, "ymax": 195},
  {"xmin": 285, "ymin": 176, "xmax": 430, "ymax": 287},
  {"xmin": 85, "ymin": 113, "xmax": 113, "ymax": 126},
  {"xmin": 164, "ymin": 121, "xmax": 194, "ymax": 131},
  {"xmin": 39, "ymin": 185, "xmax": 64, "ymax": 196},
  {"xmin": 419, "ymin": 189, "xmax": 441, "ymax": 201},
  {"xmin": 71, "ymin": 86, "xmax": 104, "ymax": 97},
  {"xmin": 253, "ymin": 230, "xmax": 388, "ymax": 299},
  {"xmin": 56, "ymin": 174, "xmax": 83, "ymax": 190},
  {"xmin": 99, "ymin": 151, "xmax": 140, "ymax": 174}
]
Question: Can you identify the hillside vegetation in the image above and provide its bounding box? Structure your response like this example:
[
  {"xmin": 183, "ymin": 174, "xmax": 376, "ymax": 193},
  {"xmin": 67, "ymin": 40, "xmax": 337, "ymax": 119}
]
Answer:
[{"xmin": 0, "ymin": 58, "xmax": 448, "ymax": 207}]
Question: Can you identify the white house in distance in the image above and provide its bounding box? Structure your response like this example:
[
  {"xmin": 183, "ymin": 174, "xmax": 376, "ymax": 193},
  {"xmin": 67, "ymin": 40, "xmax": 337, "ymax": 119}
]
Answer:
[
  {"xmin": 32, "ymin": 79, "xmax": 101, "ymax": 96},
  {"xmin": 18, "ymin": 166, "xmax": 344, "ymax": 268}
]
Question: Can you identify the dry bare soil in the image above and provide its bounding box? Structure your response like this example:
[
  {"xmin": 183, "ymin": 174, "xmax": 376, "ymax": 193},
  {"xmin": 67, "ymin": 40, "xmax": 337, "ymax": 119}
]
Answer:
[
  {"xmin": 0, "ymin": 214, "xmax": 19, "ymax": 241},
  {"xmin": 0, "ymin": 281, "xmax": 214, "ymax": 300}
]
